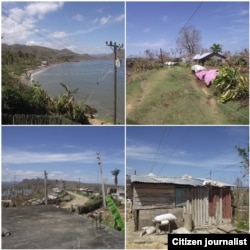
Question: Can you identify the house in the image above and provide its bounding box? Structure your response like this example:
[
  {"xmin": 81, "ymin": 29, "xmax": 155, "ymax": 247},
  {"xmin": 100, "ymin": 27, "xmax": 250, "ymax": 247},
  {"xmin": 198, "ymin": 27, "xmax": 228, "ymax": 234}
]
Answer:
[
  {"xmin": 131, "ymin": 174, "xmax": 233, "ymax": 231},
  {"xmin": 193, "ymin": 52, "xmax": 226, "ymax": 66}
]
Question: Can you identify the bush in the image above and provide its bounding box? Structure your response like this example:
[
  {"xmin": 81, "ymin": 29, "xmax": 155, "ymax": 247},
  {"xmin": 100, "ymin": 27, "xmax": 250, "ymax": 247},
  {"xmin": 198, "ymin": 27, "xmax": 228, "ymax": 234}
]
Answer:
[
  {"xmin": 77, "ymin": 199, "xmax": 102, "ymax": 214},
  {"xmin": 213, "ymin": 67, "xmax": 249, "ymax": 103}
]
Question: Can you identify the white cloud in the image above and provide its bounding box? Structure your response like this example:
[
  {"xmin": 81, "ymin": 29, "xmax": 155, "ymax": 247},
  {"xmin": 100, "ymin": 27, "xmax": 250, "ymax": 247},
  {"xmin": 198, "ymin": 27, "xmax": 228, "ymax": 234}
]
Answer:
[
  {"xmin": 51, "ymin": 31, "xmax": 68, "ymax": 38},
  {"xmin": 2, "ymin": 2, "xmax": 64, "ymax": 44},
  {"xmin": 100, "ymin": 15, "xmax": 112, "ymax": 25},
  {"xmin": 128, "ymin": 39, "xmax": 167, "ymax": 48},
  {"xmin": 2, "ymin": 149, "xmax": 96, "ymax": 165},
  {"xmin": 143, "ymin": 27, "xmax": 151, "ymax": 33},
  {"xmin": 126, "ymin": 144, "xmax": 157, "ymax": 161},
  {"xmin": 115, "ymin": 14, "xmax": 125, "ymax": 22},
  {"xmin": 25, "ymin": 2, "xmax": 64, "ymax": 20},
  {"xmin": 73, "ymin": 14, "xmax": 84, "ymax": 22},
  {"xmin": 91, "ymin": 14, "xmax": 124, "ymax": 26}
]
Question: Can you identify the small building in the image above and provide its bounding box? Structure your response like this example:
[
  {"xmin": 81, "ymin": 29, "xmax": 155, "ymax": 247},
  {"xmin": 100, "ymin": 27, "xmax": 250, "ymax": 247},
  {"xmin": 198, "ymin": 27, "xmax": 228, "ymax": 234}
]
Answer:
[
  {"xmin": 52, "ymin": 187, "xmax": 61, "ymax": 193},
  {"xmin": 107, "ymin": 187, "xmax": 117, "ymax": 195},
  {"xmin": 131, "ymin": 174, "xmax": 233, "ymax": 231},
  {"xmin": 41, "ymin": 61, "xmax": 48, "ymax": 66},
  {"xmin": 193, "ymin": 52, "xmax": 226, "ymax": 66}
]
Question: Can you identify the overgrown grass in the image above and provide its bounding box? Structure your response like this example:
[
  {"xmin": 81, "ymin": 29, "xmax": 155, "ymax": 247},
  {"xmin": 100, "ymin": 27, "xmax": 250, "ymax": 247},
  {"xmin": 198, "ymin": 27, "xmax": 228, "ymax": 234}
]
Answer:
[
  {"xmin": 237, "ymin": 221, "xmax": 249, "ymax": 231},
  {"xmin": 126, "ymin": 66, "xmax": 249, "ymax": 124}
]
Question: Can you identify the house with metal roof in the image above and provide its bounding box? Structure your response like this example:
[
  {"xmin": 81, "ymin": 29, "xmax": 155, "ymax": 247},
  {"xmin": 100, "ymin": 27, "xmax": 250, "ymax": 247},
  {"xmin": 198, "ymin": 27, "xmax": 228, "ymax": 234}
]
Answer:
[
  {"xmin": 193, "ymin": 52, "xmax": 226, "ymax": 66},
  {"xmin": 131, "ymin": 174, "xmax": 233, "ymax": 231}
]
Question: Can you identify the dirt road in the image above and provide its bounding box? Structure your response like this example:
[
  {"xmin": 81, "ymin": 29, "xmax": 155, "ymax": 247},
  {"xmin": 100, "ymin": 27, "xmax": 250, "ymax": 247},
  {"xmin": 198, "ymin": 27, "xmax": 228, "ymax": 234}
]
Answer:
[
  {"xmin": 126, "ymin": 67, "xmax": 248, "ymax": 124},
  {"xmin": 61, "ymin": 191, "xmax": 89, "ymax": 209}
]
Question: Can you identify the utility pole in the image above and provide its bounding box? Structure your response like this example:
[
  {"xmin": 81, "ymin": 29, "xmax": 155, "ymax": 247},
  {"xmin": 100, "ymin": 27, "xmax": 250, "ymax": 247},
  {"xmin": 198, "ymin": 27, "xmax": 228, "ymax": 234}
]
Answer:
[
  {"xmin": 44, "ymin": 171, "xmax": 48, "ymax": 205},
  {"xmin": 209, "ymin": 170, "xmax": 212, "ymax": 180},
  {"xmin": 160, "ymin": 48, "xmax": 164, "ymax": 64},
  {"xmin": 97, "ymin": 153, "xmax": 106, "ymax": 208},
  {"xmin": 106, "ymin": 41, "xmax": 123, "ymax": 124},
  {"xmin": 13, "ymin": 175, "xmax": 16, "ymax": 196}
]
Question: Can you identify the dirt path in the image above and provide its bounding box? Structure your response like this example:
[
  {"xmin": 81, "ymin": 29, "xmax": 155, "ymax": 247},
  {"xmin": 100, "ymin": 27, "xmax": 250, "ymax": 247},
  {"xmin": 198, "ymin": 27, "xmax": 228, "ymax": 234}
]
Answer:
[
  {"xmin": 61, "ymin": 191, "xmax": 90, "ymax": 209},
  {"xmin": 126, "ymin": 67, "xmax": 230, "ymax": 124},
  {"xmin": 126, "ymin": 71, "xmax": 165, "ymax": 118}
]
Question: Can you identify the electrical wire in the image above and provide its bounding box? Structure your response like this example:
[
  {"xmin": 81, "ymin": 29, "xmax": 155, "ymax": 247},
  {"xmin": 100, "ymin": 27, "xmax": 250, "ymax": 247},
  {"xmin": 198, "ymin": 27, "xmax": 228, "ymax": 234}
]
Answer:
[
  {"xmin": 2, "ymin": 4, "xmax": 124, "ymax": 106},
  {"xmin": 156, "ymin": 127, "xmax": 191, "ymax": 175},
  {"xmin": 149, "ymin": 127, "xmax": 171, "ymax": 174},
  {"xmin": 167, "ymin": 2, "xmax": 204, "ymax": 52},
  {"xmin": 182, "ymin": 2, "xmax": 203, "ymax": 29}
]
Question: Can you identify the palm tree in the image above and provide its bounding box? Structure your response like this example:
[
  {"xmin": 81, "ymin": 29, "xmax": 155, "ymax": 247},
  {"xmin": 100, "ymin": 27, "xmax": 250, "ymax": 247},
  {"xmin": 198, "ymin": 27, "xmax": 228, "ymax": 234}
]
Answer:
[
  {"xmin": 111, "ymin": 168, "xmax": 120, "ymax": 191},
  {"xmin": 210, "ymin": 43, "xmax": 223, "ymax": 53}
]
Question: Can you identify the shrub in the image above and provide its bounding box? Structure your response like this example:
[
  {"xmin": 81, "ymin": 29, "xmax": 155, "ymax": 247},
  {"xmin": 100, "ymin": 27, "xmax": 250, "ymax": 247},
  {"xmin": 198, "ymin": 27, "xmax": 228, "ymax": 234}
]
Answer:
[
  {"xmin": 213, "ymin": 67, "xmax": 249, "ymax": 103},
  {"xmin": 77, "ymin": 199, "xmax": 102, "ymax": 214}
]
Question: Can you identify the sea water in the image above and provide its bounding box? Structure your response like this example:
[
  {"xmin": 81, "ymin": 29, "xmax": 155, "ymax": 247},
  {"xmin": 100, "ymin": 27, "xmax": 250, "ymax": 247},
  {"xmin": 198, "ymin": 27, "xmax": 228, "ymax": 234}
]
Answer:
[{"xmin": 33, "ymin": 60, "xmax": 125, "ymax": 123}]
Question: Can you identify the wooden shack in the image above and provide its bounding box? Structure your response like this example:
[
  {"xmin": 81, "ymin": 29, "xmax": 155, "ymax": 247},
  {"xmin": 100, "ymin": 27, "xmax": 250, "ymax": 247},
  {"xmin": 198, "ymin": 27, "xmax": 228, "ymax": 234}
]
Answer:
[
  {"xmin": 193, "ymin": 52, "xmax": 226, "ymax": 66},
  {"xmin": 131, "ymin": 174, "xmax": 233, "ymax": 231}
]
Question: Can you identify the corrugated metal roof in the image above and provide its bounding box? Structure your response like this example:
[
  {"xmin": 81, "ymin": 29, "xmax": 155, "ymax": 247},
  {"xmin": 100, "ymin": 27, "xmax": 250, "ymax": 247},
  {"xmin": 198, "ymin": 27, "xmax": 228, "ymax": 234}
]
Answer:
[
  {"xmin": 193, "ymin": 52, "xmax": 225, "ymax": 60},
  {"xmin": 131, "ymin": 174, "xmax": 233, "ymax": 187},
  {"xmin": 193, "ymin": 52, "xmax": 213, "ymax": 60}
]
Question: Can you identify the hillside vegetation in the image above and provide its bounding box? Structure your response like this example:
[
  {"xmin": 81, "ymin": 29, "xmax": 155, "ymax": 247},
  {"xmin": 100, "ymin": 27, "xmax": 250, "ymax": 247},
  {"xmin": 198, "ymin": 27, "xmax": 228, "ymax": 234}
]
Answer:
[{"xmin": 2, "ymin": 44, "xmax": 119, "ymax": 124}]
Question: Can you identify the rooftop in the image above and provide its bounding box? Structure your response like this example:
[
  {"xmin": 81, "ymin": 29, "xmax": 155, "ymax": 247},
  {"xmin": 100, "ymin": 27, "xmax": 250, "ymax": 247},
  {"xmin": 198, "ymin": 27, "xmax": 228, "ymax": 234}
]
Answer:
[
  {"xmin": 193, "ymin": 52, "xmax": 225, "ymax": 60},
  {"xmin": 2, "ymin": 205, "xmax": 124, "ymax": 249},
  {"xmin": 131, "ymin": 174, "xmax": 233, "ymax": 187}
]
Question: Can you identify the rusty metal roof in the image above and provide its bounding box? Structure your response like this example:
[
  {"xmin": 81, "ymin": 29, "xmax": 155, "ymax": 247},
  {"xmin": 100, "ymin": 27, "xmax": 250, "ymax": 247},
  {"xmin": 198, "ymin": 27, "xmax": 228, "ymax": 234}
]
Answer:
[{"xmin": 131, "ymin": 174, "xmax": 233, "ymax": 187}]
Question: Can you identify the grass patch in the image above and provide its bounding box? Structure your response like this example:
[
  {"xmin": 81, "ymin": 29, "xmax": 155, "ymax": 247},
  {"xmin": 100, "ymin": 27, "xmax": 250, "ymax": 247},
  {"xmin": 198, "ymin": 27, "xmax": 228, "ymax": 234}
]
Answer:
[{"xmin": 126, "ymin": 66, "xmax": 249, "ymax": 124}]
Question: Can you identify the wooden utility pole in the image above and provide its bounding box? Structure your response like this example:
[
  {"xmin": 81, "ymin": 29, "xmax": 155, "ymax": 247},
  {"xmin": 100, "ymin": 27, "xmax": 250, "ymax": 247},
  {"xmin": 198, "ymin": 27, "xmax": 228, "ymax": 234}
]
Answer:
[
  {"xmin": 160, "ymin": 48, "xmax": 164, "ymax": 64},
  {"xmin": 106, "ymin": 41, "xmax": 123, "ymax": 124},
  {"xmin": 97, "ymin": 153, "xmax": 106, "ymax": 208},
  {"xmin": 44, "ymin": 171, "xmax": 48, "ymax": 205}
]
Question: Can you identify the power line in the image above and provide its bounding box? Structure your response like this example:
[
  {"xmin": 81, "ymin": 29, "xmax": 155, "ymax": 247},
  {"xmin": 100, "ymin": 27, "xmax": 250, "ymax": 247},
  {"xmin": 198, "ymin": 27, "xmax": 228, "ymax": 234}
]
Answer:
[
  {"xmin": 182, "ymin": 2, "xmax": 203, "ymax": 29},
  {"xmin": 168, "ymin": 2, "xmax": 204, "ymax": 51},
  {"xmin": 157, "ymin": 127, "xmax": 191, "ymax": 175},
  {"xmin": 149, "ymin": 127, "xmax": 172, "ymax": 174}
]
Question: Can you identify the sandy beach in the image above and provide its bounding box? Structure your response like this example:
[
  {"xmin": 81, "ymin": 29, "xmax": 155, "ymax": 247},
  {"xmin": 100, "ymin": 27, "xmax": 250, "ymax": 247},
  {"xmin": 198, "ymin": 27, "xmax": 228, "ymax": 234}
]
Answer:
[{"xmin": 19, "ymin": 65, "xmax": 50, "ymax": 86}]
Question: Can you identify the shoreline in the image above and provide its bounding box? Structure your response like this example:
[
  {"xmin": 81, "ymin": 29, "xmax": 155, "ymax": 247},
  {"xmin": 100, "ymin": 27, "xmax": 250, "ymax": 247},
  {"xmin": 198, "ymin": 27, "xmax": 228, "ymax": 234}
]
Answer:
[
  {"xmin": 18, "ymin": 63, "xmax": 115, "ymax": 125},
  {"xmin": 19, "ymin": 62, "xmax": 65, "ymax": 86}
]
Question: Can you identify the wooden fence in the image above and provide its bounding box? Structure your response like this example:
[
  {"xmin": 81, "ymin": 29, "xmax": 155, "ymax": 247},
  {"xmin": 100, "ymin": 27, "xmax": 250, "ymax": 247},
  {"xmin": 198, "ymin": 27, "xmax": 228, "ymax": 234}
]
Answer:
[{"xmin": 2, "ymin": 114, "xmax": 81, "ymax": 125}]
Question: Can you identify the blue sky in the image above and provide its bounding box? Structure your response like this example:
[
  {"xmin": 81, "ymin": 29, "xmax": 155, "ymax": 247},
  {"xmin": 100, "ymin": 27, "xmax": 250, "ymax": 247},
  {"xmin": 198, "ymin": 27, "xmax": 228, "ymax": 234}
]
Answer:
[
  {"xmin": 126, "ymin": 1, "xmax": 249, "ymax": 56},
  {"xmin": 126, "ymin": 126, "xmax": 249, "ymax": 186},
  {"xmin": 1, "ymin": 1, "xmax": 124, "ymax": 54},
  {"xmin": 2, "ymin": 126, "xmax": 125, "ymax": 186}
]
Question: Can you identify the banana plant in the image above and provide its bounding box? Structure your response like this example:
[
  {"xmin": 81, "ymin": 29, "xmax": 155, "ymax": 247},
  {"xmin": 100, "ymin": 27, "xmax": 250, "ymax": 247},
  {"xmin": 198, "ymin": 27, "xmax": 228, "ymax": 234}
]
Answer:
[
  {"xmin": 213, "ymin": 67, "xmax": 249, "ymax": 103},
  {"xmin": 105, "ymin": 195, "xmax": 124, "ymax": 232}
]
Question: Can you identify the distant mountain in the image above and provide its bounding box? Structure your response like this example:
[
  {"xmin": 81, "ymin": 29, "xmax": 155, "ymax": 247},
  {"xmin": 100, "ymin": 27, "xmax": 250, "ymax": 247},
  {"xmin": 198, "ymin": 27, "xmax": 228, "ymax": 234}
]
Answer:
[
  {"xmin": 2, "ymin": 181, "xmax": 17, "ymax": 188},
  {"xmin": 1, "ymin": 43, "xmax": 94, "ymax": 62},
  {"xmin": 2, "ymin": 178, "xmax": 119, "ymax": 191},
  {"xmin": 2, "ymin": 44, "xmax": 125, "ymax": 63},
  {"xmin": 92, "ymin": 49, "xmax": 125, "ymax": 60}
]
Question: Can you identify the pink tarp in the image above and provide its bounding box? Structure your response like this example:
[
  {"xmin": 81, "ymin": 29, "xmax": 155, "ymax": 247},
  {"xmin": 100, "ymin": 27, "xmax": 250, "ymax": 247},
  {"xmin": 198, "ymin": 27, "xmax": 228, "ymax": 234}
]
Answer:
[{"xmin": 195, "ymin": 69, "xmax": 218, "ymax": 86}]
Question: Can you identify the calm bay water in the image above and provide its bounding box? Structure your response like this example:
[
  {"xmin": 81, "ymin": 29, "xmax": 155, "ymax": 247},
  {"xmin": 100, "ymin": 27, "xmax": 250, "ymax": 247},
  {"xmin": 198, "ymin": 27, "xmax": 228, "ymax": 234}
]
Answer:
[{"xmin": 33, "ymin": 60, "xmax": 125, "ymax": 123}]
